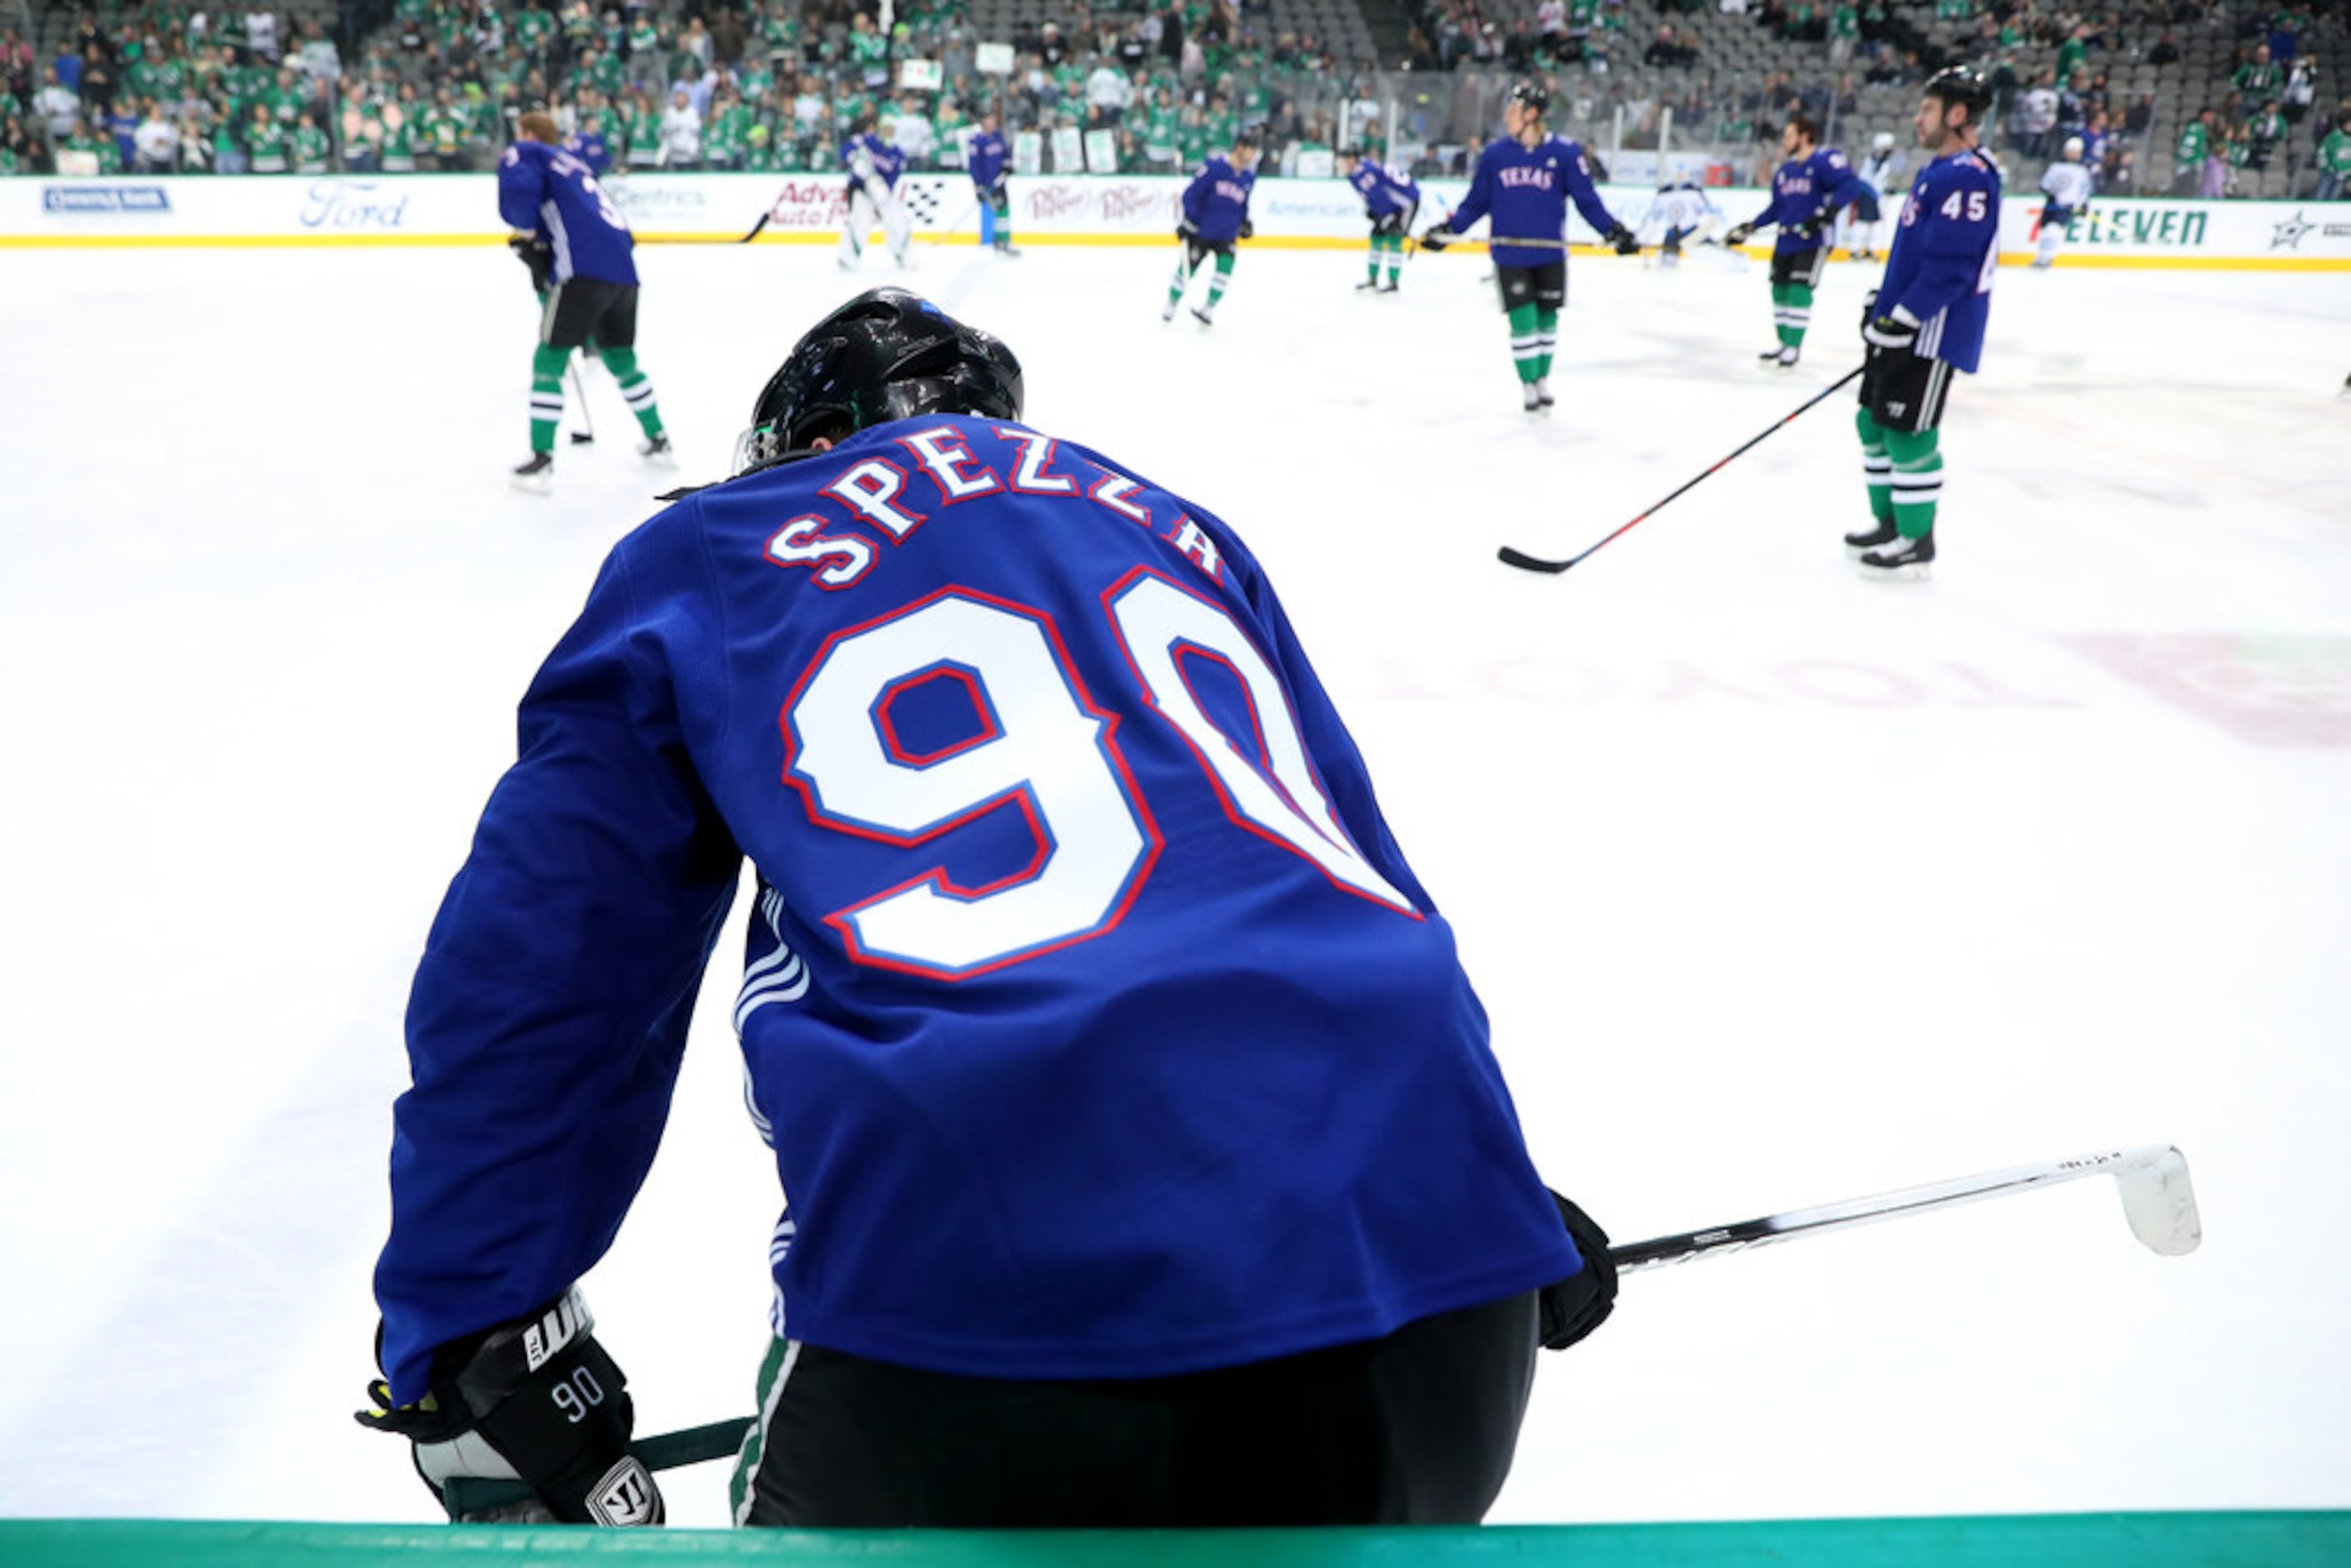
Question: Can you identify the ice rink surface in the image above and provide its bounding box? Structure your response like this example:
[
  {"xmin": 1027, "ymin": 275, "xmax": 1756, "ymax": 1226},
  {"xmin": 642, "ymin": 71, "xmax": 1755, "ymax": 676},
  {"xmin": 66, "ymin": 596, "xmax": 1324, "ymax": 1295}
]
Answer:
[{"xmin": 2, "ymin": 234, "xmax": 2347, "ymax": 1528}]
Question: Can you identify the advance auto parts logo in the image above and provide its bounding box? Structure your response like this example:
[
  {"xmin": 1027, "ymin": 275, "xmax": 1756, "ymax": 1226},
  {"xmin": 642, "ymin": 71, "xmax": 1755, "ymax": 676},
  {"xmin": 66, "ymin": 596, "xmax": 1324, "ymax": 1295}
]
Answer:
[{"xmin": 43, "ymin": 184, "xmax": 170, "ymax": 214}]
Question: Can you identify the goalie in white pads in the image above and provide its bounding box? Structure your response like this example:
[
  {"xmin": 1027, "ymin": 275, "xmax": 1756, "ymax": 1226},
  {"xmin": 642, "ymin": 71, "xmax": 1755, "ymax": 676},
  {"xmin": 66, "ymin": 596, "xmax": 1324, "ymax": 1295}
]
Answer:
[{"xmin": 837, "ymin": 115, "xmax": 910, "ymax": 271}]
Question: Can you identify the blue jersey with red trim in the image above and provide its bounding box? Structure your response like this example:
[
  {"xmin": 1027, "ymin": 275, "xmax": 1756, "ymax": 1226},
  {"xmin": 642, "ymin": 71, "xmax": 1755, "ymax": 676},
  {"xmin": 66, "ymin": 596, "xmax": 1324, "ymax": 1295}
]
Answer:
[
  {"xmin": 373, "ymin": 415, "xmax": 1579, "ymax": 1403},
  {"xmin": 1347, "ymin": 159, "xmax": 1420, "ymax": 218},
  {"xmin": 496, "ymin": 139, "xmax": 638, "ymax": 286},
  {"xmin": 1747, "ymin": 146, "xmax": 1873, "ymax": 254},
  {"xmin": 1881, "ymin": 145, "xmax": 2001, "ymax": 373},
  {"xmin": 1181, "ymin": 154, "xmax": 1256, "ymax": 240},
  {"xmin": 1449, "ymin": 134, "xmax": 1620, "ymax": 268}
]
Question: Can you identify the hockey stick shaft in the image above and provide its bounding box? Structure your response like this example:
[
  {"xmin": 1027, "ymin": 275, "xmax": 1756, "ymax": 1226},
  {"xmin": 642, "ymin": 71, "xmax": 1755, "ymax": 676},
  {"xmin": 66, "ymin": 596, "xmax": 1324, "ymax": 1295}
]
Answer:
[
  {"xmin": 567, "ymin": 360, "xmax": 594, "ymax": 443},
  {"xmin": 1498, "ymin": 362, "xmax": 1865, "ymax": 574},
  {"xmin": 1611, "ymin": 1144, "xmax": 2202, "ymax": 1272},
  {"xmin": 739, "ymin": 210, "xmax": 771, "ymax": 244},
  {"xmin": 453, "ymin": 1146, "xmax": 2193, "ymax": 1519}
]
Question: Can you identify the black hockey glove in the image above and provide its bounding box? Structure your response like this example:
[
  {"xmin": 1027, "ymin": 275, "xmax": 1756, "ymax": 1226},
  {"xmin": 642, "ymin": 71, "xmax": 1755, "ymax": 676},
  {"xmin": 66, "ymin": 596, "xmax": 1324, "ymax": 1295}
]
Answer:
[
  {"xmin": 1722, "ymin": 221, "xmax": 1755, "ymax": 247},
  {"xmin": 1862, "ymin": 303, "xmax": 1921, "ymax": 352},
  {"xmin": 1537, "ymin": 1191, "xmax": 1618, "ymax": 1352},
  {"xmin": 1605, "ymin": 221, "xmax": 1640, "ymax": 255},
  {"xmin": 1176, "ymin": 216, "xmax": 1198, "ymax": 240},
  {"xmin": 508, "ymin": 232, "xmax": 554, "ymax": 294},
  {"xmin": 1238, "ymin": 217, "xmax": 1255, "ymax": 240},
  {"xmin": 356, "ymin": 1288, "xmax": 664, "ymax": 1525},
  {"xmin": 1418, "ymin": 223, "xmax": 1454, "ymax": 252}
]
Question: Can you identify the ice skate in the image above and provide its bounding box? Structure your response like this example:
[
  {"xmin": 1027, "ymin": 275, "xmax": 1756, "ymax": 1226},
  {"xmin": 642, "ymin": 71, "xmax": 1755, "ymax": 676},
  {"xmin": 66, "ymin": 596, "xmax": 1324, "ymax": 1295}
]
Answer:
[
  {"xmin": 1356, "ymin": 278, "xmax": 1382, "ymax": 291},
  {"xmin": 1535, "ymin": 379, "xmax": 1555, "ymax": 407},
  {"xmin": 1160, "ymin": 301, "xmax": 1177, "ymax": 323},
  {"xmin": 1858, "ymin": 531, "xmax": 1934, "ymax": 581},
  {"xmin": 638, "ymin": 432, "xmax": 677, "ymax": 468},
  {"xmin": 1378, "ymin": 278, "xmax": 1400, "ymax": 293},
  {"xmin": 1522, "ymin": 382, "xmax": 1545, "ymax": 414},
  {"xmin": 1759, "ymin": 344, "xmax": 1800, "ymax": 368},
  {"xmin": 1191, "ymin": 306, "xmax": 1215, "ymax": 327},
  {"xmin": 1843, "ymin": 518, "xmax": 1899, "ymax": 556},
  {"xmin": 511, "ymin": 452, "xmax": 554, "ymax": 494}
]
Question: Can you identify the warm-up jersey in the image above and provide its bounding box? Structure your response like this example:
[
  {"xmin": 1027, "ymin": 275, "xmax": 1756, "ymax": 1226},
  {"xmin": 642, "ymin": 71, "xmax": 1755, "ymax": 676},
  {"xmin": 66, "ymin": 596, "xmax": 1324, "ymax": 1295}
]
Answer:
[
  {"xmin": 2039, "ymin": 159, "xmax": 2095, "ymax": 220},
  {"xmin": 1347, "ymin": 159, "xmax": 1420, "ymax": 219},
  {"xmin": 496, "ymin": 139, "xmax": 638, "ymax": 286},
  {"xmin": 373, "ymin": 415, "xmax": 1580, "ymax": 1404},
  {"xmin": 1747, "ymin": 146, "xmax": 1873, "ymax": 254},
  {"xmin": 1882, "ymin": 145, "xmax": 2001, "ymax": 373},
  {"xmin": 844, "ymin": 132, "xmax": 904, "ymax": 193},
  {"xmin": 1449, "ymin": 134, "xmax": 1620, "ymax": 269},
  {"xmin": 968, "ymin": 127, "xmax": 1009, "ymax": 190},
  {"xmin": 1181, "ymin": 154, "xmax": 1256, "ymax": 241}
]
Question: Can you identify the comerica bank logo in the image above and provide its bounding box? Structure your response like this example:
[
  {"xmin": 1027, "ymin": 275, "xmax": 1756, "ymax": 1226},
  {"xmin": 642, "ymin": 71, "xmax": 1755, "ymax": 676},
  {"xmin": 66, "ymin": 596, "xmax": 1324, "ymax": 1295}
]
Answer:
[{"xmin": 43, "ymin": 185, "xmax": 170, "ymax": 214}]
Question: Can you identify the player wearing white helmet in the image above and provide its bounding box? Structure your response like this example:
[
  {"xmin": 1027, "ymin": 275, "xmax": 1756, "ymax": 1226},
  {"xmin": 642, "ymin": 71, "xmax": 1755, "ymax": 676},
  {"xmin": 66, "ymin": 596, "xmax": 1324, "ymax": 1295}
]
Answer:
[
  {"xmin": 1847, "ymin": 129, "xmax": 1906, "ymax": 260},
  {"xmin": 2034, "ymin": 134, "xmax": 2096, "ymax": 270}
]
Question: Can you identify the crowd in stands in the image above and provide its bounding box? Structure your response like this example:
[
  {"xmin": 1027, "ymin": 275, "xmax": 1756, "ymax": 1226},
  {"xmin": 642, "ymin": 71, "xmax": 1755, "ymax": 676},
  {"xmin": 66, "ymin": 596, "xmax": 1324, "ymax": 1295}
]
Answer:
[
  {"xmin": 0, "ymin": 0, "xmax": 2343, "ymax": 195},
  {"xmin": 0, "ymin": 0, "xmax": 1391, "ymax": 178}
]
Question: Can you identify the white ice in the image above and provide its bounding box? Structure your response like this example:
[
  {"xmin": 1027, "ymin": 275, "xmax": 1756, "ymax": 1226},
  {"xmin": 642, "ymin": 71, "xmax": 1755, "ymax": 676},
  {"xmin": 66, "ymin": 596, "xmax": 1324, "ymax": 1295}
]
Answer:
[{"xmin": 2, "ymin": 235, "xmax": 2347, "ymax": 1529}]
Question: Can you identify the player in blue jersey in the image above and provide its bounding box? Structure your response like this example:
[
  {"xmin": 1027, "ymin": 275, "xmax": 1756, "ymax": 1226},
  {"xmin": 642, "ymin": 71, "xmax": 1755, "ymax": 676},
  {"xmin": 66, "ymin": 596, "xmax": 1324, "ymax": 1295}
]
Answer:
[
  {"xmin": 1722, "ymin": 113, "xmax": 1877, "ymax": 368},
  {"xmin": 1419, "ymin": 82, "xmax": 1640, "ymax": 412},
  {"xmin": 498, "ymin": 112, "xmax": 672, "ymax": 492},
  {"xmin": 1164, "ymin": 132, "xmax": 1260, "ymax": 326},
  {"xmin": 1847, "ymin": 66, "xmax": 2002, "ymax": 579},
  {"xmin": 967, "ymin": 109, "xmax": 1018, "ymax": 256},
  {"xmin": 1337, "ymin": 148, "xmax": 1420, "ymax": 293},
  {"xmin": 356, "ymin": 287, "xmax": 1617, "ymax": 1529},
  {"xmin": 838, "ymin": 114, "xmax": 910, "ymax": 271}
]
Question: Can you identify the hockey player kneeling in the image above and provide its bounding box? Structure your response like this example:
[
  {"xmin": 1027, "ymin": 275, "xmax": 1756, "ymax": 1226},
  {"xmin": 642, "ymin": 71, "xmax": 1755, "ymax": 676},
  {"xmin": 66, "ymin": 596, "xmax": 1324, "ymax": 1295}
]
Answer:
[{"xmin": 362, "ymin": 287, "xmax": 1616, "ymax": 1528}]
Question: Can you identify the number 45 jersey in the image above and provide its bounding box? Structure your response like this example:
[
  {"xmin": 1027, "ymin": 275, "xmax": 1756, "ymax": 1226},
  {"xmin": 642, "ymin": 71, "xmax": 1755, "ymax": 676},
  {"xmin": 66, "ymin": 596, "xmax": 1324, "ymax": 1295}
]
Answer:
[
  {"xmin": 1882, "ymin": 146, "xmax": 2001, "ymax": 372},
  {"xmin": 376, "ymin": 415, "xmax": 1578, "ymax": 1404}
]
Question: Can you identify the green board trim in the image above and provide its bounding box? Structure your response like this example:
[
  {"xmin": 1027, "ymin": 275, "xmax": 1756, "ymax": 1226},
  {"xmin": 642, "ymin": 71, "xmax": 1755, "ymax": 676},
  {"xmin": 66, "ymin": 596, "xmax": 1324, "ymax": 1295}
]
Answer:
[{"xmin": 3, "ymin": 1512, "xmax": 2347, "ymax": 1566}]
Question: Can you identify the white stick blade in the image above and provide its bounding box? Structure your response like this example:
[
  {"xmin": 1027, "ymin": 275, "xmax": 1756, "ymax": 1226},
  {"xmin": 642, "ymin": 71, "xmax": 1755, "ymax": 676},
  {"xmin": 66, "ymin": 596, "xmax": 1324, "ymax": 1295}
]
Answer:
[{"xmin": 2116, "ymin": 1146, "xmax": 2202, "ymax": 1256}]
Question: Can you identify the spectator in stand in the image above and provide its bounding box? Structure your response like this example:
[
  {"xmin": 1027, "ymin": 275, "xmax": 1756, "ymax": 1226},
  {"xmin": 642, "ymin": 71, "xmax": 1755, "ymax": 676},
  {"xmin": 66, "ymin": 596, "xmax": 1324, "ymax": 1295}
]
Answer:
[
  {"xmin": 2317, "ymin": 105, "xmax": 2351, "ymax": 201},
  {"xmin": 2200, "ymin": 124, "xmax": 2231, "ymax": 198},
  {"xmin": 660, "ymin": 84, "xmax": 701, "ymax": 167},
  {"xmin": 133, "ymin": 98, "xmax": 179, "ymax": 170},
  {"xmin": 2233, "ymin": 44, "xmax": 2280, "ymax": 112},
  {"xmin": 34, "ymin": 64, "xmax": 79, "ymax": 139},
  {"xmin": 2149, "ymin": 32, "xmax": 2179, "ymax": 68},
  {"xmin": 76, "ymin": 42, "xmax": 118, "ymax": 122},
  {"xmin": 1087, "ymin": 57, "xmax": 1134, "ymax": 126}
]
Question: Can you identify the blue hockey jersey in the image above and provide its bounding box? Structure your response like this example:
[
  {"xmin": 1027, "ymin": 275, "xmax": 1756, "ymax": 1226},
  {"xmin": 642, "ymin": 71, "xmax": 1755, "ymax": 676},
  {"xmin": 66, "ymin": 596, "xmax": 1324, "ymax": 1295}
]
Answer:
[
  {"xmin": 1745, "ymin": 146, "xmax": 1873, "ymax": 254},
  {"xmin": 1880, "ymin": 146, "xmax": 2001, "ymax": 374},
  {"xmin": 496, "ymin": 139, "xmax": 638, "ymax": 286},
  {"xmin": 373, "ymin": 415, "xmax": 1581, "ymax": 1404},
  {"xmin": 1181, "ymin": 154, "xmax": 1256, "ymax": 241},
  {"xmin": 1347, "ymin": 159, "xmax": 1420, "ymax": 219},
  {"xmin": 968, "ymin": 128, "xmax": 1009, "ymax": 190},
  {"xmin": 843, "ymin": 132, "xmax": 904, "ymax": 191},
  {"xmin": 1449, "ymin": 134, "xmax": 1620, "ymax": 269}
]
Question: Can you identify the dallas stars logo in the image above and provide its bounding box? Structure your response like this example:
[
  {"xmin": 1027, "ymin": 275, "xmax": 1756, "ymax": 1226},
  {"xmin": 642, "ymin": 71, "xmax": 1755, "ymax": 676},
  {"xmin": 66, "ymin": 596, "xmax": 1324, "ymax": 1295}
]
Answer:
[{"xmin": 2268, "ymin": 210, "xmax": 2314, "ymax": 250}]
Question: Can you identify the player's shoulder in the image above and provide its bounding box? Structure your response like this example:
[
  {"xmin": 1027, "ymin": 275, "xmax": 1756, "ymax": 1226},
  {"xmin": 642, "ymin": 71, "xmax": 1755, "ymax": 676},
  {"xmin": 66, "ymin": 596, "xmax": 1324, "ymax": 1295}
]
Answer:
[{"xmin": 1821, "ymin": 146, "xmax": 1850, "ymax": 169}]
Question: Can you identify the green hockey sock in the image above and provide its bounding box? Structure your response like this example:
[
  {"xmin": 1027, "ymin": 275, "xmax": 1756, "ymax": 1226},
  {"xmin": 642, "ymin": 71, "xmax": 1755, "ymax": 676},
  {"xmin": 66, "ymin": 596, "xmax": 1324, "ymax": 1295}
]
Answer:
[
  {"xmin": 601, "ymin": 346, "xmax": 664, "ymax": 438},
  {"xmin": 1883, "ymin": 426, "xmax": 1942, "ymax": 539},
  {"xmin": 1205, "ymin": 250, "xmax": 1234, "ymax": 306},
  {"xmin": 1784, "ymin": 282, "xmax": 1814, "ymax": 348},
  {"xmin": 1534, "ymin": 307, "xmax": 1559, "ymax": 381},
  {"xmin": 1167, "ymin": 254, "xmax": 1192, "ymax": 307},
  {"xmin": 1368, "ymin": 240, "xmax": 1383, "ymax": 284},
  {"xmin": 1856, "ymin": 408, "xmax": 1895, "ymax": 524},
  {"xmin": 1509, "ymin": 301, "xmax": 1541, "ymax": 383},
  {"xmin": 529, "ymin": 343, "xmax": 568, "ymax": 454},
  {"xmin": 1383, "ymin": 235, "xmax": 1403, "ymax": 281}
]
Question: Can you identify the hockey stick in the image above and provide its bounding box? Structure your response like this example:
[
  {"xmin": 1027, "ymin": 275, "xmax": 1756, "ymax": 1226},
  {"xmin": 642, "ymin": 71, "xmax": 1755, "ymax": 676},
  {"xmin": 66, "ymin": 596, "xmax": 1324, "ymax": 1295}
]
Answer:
[
  {"xmin": 1612, "ymin": 1144, "xmax": 2202, "ymax": 1272},
  {"xmin": 442, "ymin": 1145, "xmax": 2197, "ymax": 1520},
  {"xmin": 567, "ymin": 360, "xmax": 595, "ymax": 446},
  {"xmin": 738, "ymin": 210, "xmax": 770, "ymax": 244},
  {"xmin": 1498, "ymin": 362, "xmax": 1866, "ymax": 574}
]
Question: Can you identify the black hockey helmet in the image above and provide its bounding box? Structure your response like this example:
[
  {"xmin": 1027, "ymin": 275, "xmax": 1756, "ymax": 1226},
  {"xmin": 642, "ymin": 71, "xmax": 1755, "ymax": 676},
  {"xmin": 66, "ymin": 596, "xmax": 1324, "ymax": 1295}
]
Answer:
[
  {"xmin": 733, "ymin": 289, "xmax": 1024, "ymax": 473},
  {"xmin": 1508, "ymin": 79, "xmax": 1549, "ymax": 118},
  {"xmin": 1921, "ymin": 63, "xmax": 1994, "ymax": 124}
]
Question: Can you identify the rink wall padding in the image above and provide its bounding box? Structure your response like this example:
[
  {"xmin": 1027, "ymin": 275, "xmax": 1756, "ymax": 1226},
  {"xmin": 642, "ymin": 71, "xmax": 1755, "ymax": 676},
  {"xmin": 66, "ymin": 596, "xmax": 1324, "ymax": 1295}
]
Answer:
[
  {"xmin": 3, "ymin": 174, "xmax": 2347, "ymax": 269},
  {"xmin": 5, "ymin": 1514, "xmax": 2351, "ymax": 1565}
]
